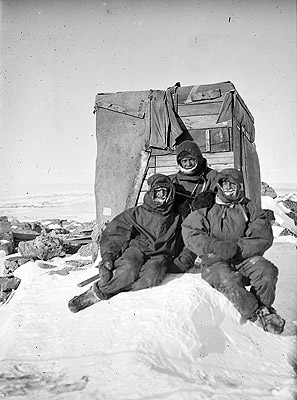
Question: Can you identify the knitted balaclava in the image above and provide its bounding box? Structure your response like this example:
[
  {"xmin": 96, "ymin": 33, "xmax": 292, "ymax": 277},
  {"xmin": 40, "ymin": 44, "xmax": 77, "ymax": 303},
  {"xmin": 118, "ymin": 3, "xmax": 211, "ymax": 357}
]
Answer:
[
  {"xmin": 216, "ymin": 168, "xmax": 244, "ymax": 203},
  {"xmin": 143, "ymin": 173, "xmax": 175, "ymax": 214},
  {"xmin": 176, "ymin": 140, "xmax": 204, "ymax": 175}
]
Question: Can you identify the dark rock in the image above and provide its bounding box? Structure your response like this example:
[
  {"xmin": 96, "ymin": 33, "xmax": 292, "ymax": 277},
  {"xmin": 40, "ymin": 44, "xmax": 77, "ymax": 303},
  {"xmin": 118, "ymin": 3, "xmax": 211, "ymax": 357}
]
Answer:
[
  {"xmin": 280, "ymin": 228, "xmax": 297, "ymax": 238},
  {"xmin": 0, "ymin": 240, "xmax": 14, "ymax": 255},
  {"xmin": 0, "ymin": 217, "xmax": 14, "ymax": 254},
  {"xmin": 0, "ymin": 277, "xmax": 21, "ymax": 292},
  {"xmin": 90, "ymin": 222, "xmax": 109, "ymax": 261},
  {"xmin": 64, "ymin": 259, "xmax": 93, "ymax": 269},
  {"xmin": 0, "ymin": 291, "xmax": 13, "ymax": 305},
  {"xmin": 281, "ymin": 199, "xmax": 297, "ymax": 215},
  {"xmin": 78, "ymin": 243, "xmax": 92, "ymax": 257},
  {"xmin": 4, "ymin": 256, "xmax": 30, "ymax": 275},
  {"xmin": 261, "ymin": 182, "xmax": 277, "ymax": 198},
  {"xmin": 62, "ymin": 242, "xmax": 81, "ymax": 255},
  {"xmin": 37, "ymin": 262, "xmax": 58, "ymax": 269}
]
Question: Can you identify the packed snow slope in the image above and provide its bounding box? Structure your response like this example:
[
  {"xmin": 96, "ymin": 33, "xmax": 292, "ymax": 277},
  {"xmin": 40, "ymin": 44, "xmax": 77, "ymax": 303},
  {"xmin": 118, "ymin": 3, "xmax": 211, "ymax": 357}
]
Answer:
[{"xmin": 0, "ymin": 240, "xmax": 296, "ymax": 400}]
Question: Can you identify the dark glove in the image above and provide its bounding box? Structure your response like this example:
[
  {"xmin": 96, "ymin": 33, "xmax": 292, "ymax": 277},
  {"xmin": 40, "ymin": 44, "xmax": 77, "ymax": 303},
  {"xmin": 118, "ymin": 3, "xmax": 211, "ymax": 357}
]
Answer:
[
  {"xmin": 99, "ymin": 266, "xmax": 113, "ymax": 285},
  {"xmin": 192, "ymin": 191, "xmax": 216, "ymax": 211},
  {"xmin": 177, "ymin": 201, "xmax": 192, "ymax": 217},
  {"xmin": 170, "ymin": 251, "xmax": 196, "ymax": 273},
  {"xmin": 206, "ymin": 240, "xmax": 238, "ymax": 260},
  {"xmin": 96, "ymin": 253, "xmax": 115, "ymax": 285},
  {"xmin": 201, "ymin": 253, "xmax": 225, "ymax": 267},
  {"xmin": 96, "ymin": 253, "xmax": 115, "ymax": 271}
]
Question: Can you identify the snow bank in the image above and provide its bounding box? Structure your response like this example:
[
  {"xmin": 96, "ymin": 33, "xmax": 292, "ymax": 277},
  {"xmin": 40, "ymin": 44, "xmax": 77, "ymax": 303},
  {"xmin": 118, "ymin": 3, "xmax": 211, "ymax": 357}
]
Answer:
[{"xmin": 0, "ymin": 242, "xmax": 296, "ymax": 400}]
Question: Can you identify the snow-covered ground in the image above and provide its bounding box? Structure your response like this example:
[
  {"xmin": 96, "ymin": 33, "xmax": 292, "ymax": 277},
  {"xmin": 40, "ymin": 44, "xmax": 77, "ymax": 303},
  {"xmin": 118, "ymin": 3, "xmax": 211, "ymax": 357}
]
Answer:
[
  {"xmin": 0, "ymin": 183, "xmax": 96, "ymax": 223},
  {"xmin": 0, "ymin": 189, "xmax": 296, "ymax": 399}
]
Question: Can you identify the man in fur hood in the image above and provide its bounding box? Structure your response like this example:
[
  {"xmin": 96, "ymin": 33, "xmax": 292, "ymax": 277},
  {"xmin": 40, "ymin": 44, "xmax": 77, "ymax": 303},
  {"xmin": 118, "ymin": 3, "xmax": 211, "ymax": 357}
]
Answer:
[
  {"xmin": 181, "ymin": 168, "xmax": 285, "ymax": 334},
  {"xmin": 168, "ymin": 139, "xmax": 218, "ymax": 273},
  {"xmin": 68, "ymin": 174, "xmax": 187, "ymax": 313},
  {"xmin": 170, "ymin": 140, "xmax": 218, "ymax": 217}
]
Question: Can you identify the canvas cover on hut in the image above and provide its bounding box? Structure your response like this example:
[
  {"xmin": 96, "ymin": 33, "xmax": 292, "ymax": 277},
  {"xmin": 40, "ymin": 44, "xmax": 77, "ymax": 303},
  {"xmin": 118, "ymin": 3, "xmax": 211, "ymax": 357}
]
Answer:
[{"xmin": 94, "ymin": 81, "xmax": 261, "ymax": 225}]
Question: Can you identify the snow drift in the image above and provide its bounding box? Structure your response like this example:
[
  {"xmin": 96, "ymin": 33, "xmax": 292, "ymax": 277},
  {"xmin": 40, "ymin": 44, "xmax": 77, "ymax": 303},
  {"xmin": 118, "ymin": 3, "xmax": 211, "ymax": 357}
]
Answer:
[{"xmin": 0, "ymin": 241, "xmax": 296, "ymax": 400}]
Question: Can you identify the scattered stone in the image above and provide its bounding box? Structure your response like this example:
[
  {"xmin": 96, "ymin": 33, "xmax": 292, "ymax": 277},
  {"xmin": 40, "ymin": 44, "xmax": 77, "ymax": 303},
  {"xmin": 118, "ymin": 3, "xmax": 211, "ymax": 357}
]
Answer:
[
  {"xmin": 0, "ymin": 217, "xmax": 14, "ymax": 255},
  {"xmin": 0, "ymin": 290, "xmax": 15, "ymax": 305},
  {"xmin": 37, "ymin": 262, "xmax": 59, "ymax": 269},
  {"xmin": 280, "ymin": 228, "xmax": 297, "ymax": 238},
  {"xmin": 0, "ymin": 277, "xmax": 21, "ymax": 305},
  {"xmin": 62, "ymin": 242, "xmax": 81, "ymax": 255},
  {"xmin": 18, "ymin": 235, "xmax": 65, "ymax": 261},
  {"xmin": 261, "ymin": 182, "xmax": 277, "ymax": 198},
  {"xmin": 281, "ymin": 199, "xmax": 297, "ymax": 214},
  {"xmin": 46, "ymin": 259, "xmax": 92, "ymax": 276},
  {"xmin": 78, "ymin": 243, "xmax": 92, "ymax": 257},
  {"xmin": 0, "ymin": 277, "xmax": 21, "ymax": 292},
  {"xmin": 4, "ymin": 256, "xmax": 30, "ymax": 275},
  {"xmin": 90, "ymin": 222, "xmax": 108, "ymax": 261},
  {"xmin": 64, "ymin": 259, "xmax": 93, "ymax": 269},
  {"xmin": 0, "ymin": 239, "xmax": 13, "ymax": 255},
  {"xmin": 48, "ymin": 268, "xmax": 71, "ymax": 276}
]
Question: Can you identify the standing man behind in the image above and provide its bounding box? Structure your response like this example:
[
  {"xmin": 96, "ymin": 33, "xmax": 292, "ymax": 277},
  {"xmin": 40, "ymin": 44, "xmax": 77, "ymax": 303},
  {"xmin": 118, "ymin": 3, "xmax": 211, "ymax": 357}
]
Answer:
[
  {"xmin": 168, "ymin": 140, "xmax": 218, "ymax": 272},
  {"xmin": 170, "ymin": 140, "xmax": 218, "ymax": 218}
]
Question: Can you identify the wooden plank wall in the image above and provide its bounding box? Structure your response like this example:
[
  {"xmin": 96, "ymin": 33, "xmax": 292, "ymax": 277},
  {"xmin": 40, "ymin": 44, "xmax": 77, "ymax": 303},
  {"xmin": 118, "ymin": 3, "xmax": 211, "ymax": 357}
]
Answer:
[
  {"xmin": 137, "ymin": 84, "xmax": 236, "ymax": 205},
  {"xmin": 137, "ymin": 151, "xmax": 234, "ymax": 205}
]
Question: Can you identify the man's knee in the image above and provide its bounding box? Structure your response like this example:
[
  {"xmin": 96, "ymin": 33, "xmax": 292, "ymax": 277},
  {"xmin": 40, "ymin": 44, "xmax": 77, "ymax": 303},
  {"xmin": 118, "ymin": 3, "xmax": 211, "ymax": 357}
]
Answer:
[
  {"xmin": 115, "ymin": 247, "xmax": 144, "ymax": 268},
  {"xmin": 113, "ymin": 262, "xmax": 138, "ymax": 281},
  {"xmin": 259, "ymin": 260, "xmax": 278, "ymax": 280},
  {"xmin": 132, "ymin": 267, "xmax": 166, "ymax": 290},
  {"xmin": 201, "ymin": 262, "xmax": 234, "ymax": 288},
  {"xmin": 246, "ymin": 257, "xmax": 278, "ymax": 281},
  {"xmin": 136, "ymin": 258, "xmax": 167, "ymax": 289}
]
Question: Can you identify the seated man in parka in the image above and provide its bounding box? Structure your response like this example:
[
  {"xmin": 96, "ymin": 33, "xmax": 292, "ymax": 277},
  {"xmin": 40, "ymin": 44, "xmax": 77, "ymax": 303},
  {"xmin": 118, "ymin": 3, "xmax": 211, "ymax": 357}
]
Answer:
[
  {"xmin": 181, "ymin": 168, "xmax": 285, "ymax": 334},
  {"xmin": 168, "ymin": 139, "xmax": 218, "ymax": 273},
  {"xmin": 68, "ymin": 174, "xmax": 187, "ymax": 313}
]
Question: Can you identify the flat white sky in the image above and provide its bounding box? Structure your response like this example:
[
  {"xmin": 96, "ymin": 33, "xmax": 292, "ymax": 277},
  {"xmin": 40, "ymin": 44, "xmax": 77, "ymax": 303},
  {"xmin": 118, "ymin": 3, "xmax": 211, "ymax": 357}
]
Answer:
[{"xmin": 1, "ymin": 0, "xmax": 296, "ymax": 188}]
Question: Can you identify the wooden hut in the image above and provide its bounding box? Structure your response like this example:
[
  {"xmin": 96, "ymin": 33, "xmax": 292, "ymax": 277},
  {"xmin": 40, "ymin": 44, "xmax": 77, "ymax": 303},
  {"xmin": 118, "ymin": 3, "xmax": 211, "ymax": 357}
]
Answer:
[{"xmin": 94, "ymin": 81, "xmax": 261, "ymax": 225}]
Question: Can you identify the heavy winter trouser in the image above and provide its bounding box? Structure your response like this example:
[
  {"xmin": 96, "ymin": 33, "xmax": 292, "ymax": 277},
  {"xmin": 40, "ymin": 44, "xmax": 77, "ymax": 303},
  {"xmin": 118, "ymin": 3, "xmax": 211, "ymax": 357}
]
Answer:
[
  {"xmin": 201, "ymin": 256, "xmax": 278, "ymax": 320},
  {"xmin": 93, "ymin": 246, "xmax": 168, "ymax": 300}
]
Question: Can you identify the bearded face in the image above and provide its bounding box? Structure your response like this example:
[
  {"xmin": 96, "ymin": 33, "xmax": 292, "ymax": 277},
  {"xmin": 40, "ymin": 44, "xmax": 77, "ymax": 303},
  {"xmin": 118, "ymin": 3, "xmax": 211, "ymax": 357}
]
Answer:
[{"xmin": 152, "ymin": 186, "xmax": 169, "ymax": 205}]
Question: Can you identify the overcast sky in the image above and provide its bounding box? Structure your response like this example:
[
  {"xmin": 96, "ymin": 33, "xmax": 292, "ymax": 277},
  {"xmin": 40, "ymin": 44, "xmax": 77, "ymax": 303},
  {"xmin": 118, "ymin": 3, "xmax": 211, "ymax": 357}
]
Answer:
[{"xmin": 1, "ymin": 0, "xmax": 296, "ymax": 189}]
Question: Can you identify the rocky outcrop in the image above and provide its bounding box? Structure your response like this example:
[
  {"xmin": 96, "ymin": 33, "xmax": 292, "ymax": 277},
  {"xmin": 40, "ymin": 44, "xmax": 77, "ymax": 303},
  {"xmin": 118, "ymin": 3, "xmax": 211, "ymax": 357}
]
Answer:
[
  {"xmin": 0, "ymin": 276, "xmax": 21, "ymax": 304},
  {"xmin": 4, "ymin": 256, "xmax": 31, "ymax": 276},
  {"xmin": 261, "ymin": 182, "xmax": 277, "ymax": 198},
  {"xmin": 18, "ymin": 236, "xmax": 65, "ymax": 261},
  {"xmin": 0, "ymin": 216, "xmax": 14, "ymax": 255},
  {"xmin": 0, "ymin": 217, "xmax": 106, "ymax": 305}
]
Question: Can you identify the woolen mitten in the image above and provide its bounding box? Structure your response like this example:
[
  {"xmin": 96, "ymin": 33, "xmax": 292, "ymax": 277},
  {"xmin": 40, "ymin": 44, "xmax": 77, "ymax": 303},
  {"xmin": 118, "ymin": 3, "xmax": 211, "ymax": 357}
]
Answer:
[
  {"xmin": 206, "ymin": 240, "xmax": 238, "ymax": 260},
  {"xmin": 177, "ymin": 201, "xmax": 192, "ymax": 217},
  {"xmin": 97, "ymin": 253, "xmax": 115, "ymax": 271},
  {"xmin": 192, "ymin": 191, "xmax": 216, "ymax": 211},
  {"xmin": 169, "ymin": 248, "xmax": 197, "ymax": 273},
  {"xmin": 96, "ymin": 253, "xmax": 115, "ymax": 285},
  {"xmin": 98, "ymin": 266, "xmax": 113, "ymax": 285},
  {"xmin": 201, "ymin": 254, "xmax": 225, "ymax": 267}
]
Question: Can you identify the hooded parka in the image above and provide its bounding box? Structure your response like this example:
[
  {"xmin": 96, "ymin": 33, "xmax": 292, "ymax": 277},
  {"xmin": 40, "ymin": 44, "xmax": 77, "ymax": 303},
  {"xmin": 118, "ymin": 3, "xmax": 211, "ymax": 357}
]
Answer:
[
  {"xmin": 95, "ymin": 174, "xmax": 185, "ymax": 299},
  {"xmin": 170, "ymin": 140, "xmax": 218, "ymax": 218},
  {"xmin": 182, "ymin": 168, "xmax": 278, "ymax": 320}
]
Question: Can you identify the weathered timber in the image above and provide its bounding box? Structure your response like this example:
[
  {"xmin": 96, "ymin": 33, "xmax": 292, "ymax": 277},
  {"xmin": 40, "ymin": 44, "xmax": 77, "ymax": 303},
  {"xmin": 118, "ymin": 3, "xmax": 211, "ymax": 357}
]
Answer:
[
  {"xmin": 177, "ymin": 102, "xmax": 222, "ymax": 117},
  {"xmin": 180, "ymin": 115, "xmax": 231, "ymax": 130}
]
